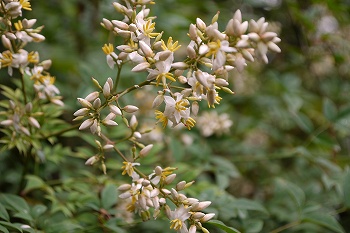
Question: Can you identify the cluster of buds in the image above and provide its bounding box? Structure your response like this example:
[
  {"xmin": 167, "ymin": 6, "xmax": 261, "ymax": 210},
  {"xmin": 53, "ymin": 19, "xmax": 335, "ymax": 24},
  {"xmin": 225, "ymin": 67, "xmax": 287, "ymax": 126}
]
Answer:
[
  {"xmin": 99, "ymin": 0, "xmax": 280, "ymax": 130},
  {"xmin": 118, "ymin": 164, "xmax": 215, "ymax": 233},
  {"xmin": 0, "ymin": 100, "xmax": 43, "ymax": 138},
  {"xmin": 76, "ymin": 0, "xmax": 281, "ymax": 232},
  {"xmin": 74, "ymin": 77, "xmax": 141, "ymax": 136},
  {"xmin": 0, "ymin": 0, "xmax": 62, "ymax": 105}
]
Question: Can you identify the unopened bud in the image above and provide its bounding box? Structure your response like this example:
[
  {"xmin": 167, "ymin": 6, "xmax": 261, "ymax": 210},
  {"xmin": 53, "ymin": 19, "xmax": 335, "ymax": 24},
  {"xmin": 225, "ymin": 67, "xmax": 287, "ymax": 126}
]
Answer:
[
  {"xmin": 165, "ymin": 174, "xmax": 176, "ymax": 184},
  {"xmin": 123, "ymin": 105, "xmax": 139, "ymax": 113},
  {"xmin": 176, "ymin": 181, "xmax": 186, "ymax": 191},
  {"xmin": 85, "ymin": 156, "xmax": 98, "ymax": 165},
  {"xmin": 84, "ymin": 91, "xmax": 100, "ymax": 102},
  {"xmin": 28, "ymin": 117, "xmax": 40, "ymax": 128},
  {"xmin": 1, "ymin": 35, "xmax": 12, "ymax": 49},
  {"xmin": 140, "ymin": 144, "xmax": 153, "ymax": 157},
  {"xmin": 155, "ymin": 166, "xmax": 163, "ymax": 176}
]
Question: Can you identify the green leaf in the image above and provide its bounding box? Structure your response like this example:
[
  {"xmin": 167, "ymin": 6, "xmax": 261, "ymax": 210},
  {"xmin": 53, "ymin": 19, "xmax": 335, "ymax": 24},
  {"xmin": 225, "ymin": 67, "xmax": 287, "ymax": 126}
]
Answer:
[
  {"xmin": 13, "ymin": 211, "xmax": 33, "ymax": 222},
  {"xmin": 22, "ymin": 175, "xmax": 46, "ymax": 194},
  {"xmin": 0, "ymin": 221, "xmax": 23, "ymax": 232},
  {"xmin": 0, "ymin": 225, "xmax": 9, "ymax": 233},
  {"xmin": 0, "ymin": 194, "xmax": 29, "ymax": 213},
  {"xmin": 101, "ymin": 184, "xmax": 118, "ymax": 210},
  {"xmin": 231, "ymin": 198, "xmax": 268, "ymax": 214},
  {"xmin": 243, "ymin": 219, "xmax": 264, "ymax": 233},
  {"xmin": 323, "ymin": 98, "xmax": 337, "ymax": 122},
  {"xmin": 0, "ymin": 202, "xmax": 9, "ymax": 221},
  {"xmin": 207, "ymin": 220, "xmax": 241, "ymax": 233},
  {"xmin": 275, "ymin": 178, "xmax": 305, "ymax": 209},
  {"xmin": 30, "ymin": 205, "xmax": 47, "ymax": 218},
  {"xmin": 343, "ymin": 170, "xmax": 350, "ymax": 208},
  {"xmin": 293, "ymin": 112, "xmax": 314, "ymax": 133},
  {"xmin": 302, "ymin": 212, "xmax": 345, "ymax": 233}
]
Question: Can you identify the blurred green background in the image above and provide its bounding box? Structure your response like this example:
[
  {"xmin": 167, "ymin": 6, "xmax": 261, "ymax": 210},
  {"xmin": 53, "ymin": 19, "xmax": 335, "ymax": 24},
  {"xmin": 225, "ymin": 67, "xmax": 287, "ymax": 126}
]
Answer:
[{"xmin": 1, "ymin": 0, "xmax": 350, "ymax": 232}]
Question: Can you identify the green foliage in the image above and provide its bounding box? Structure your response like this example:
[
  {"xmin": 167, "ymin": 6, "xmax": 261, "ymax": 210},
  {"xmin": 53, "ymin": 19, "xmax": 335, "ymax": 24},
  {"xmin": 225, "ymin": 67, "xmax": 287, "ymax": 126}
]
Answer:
[{"xmin": 1, "ymin": 0, "xmax": 350, "ymax": 232}]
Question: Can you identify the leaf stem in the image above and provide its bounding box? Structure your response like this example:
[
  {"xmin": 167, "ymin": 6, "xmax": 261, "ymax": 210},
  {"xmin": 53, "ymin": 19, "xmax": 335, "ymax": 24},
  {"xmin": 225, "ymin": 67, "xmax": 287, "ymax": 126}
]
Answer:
[{"xmin": 269, "ymin": 220, "xmax": 301, "ymax": 233}]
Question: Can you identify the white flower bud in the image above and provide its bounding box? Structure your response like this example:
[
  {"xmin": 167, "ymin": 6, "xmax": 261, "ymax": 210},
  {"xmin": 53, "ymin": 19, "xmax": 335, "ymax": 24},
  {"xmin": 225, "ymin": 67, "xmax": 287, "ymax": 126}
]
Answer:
[
  {"xmin": 189, "ymin": 225, "xmax": 197, "ymax": 233},
  {"xmin": 247, "ymin": 32, "xmax": 260, "ymax": 43},
  {"xmin": 41, "ymin": 59, "xmax": 52, "ymax": 70},
  {"xmin": 187, "ymin": 24, "xmax": 197, "ymax": 41},
  {"xmin": 262, "ymin": 32, "xmax": 278, "ymax": 42},
  {"xmin": 1, "ymin": 35, "xmax": 12, "ymax": 50},
  {"xmin": 199, "ymin": 44, "xmax": 209, "ymax": 55},
  {"xmin": 139, "ymin": 40, "xmax": 154, "ymax": 57},
  {"xmin": 186, "ymin": 45, "xmax": 196, "ymax": 59},
  {"xmin": 92, "ymin": 98, "xmax": 101, "ymax": 109},
  {"xmin": 164, "ymin": 173, "xmax": 176, "ymax": 184},
  {"xmin": 101, "ymin": 18, "xmax": 113, "ymax": 30},
  {"xmin": 123, "ymin": 105, "xmax": 139, "ymax": 113},
  {"xmin": 119, "ymin": 191, "xmax": 131, "ymax": 199},
  {"xmin": 84, "ymin": 92, "xmax": 99, "ymax": 102},
  {"xmin": 192, "ymin": 201, "xmax": 212, "ymax": 211},
  {"xmin": 133, "ymin": 131, "xmax": 142, "ymax": 139},
  {"xmin": 192, "ymin": 101, "xmax": 199, "ymax": 116},
  {"xmin": 156, "ymin": 50, "xmax": 171, "ymax": 61},
  {"xmin": 196, "ymin": 18, "xmax": 206, "ymax": 31},
  {"xmin": 140, "ymin": 144, "xmax": 153, "ymax": 157},
  {"xmin": 85, "ymin": 156, "xmax": 97, "ymax": 165},
  {"xmin": 178, "ymin": 75, "xmax": 187, "ymax": 84},
  {"xmin": 201, "ymin": 213, "xmax": 215, "ymax": 222},
  {"xmin": 21, "ymin": 127, "xmax": 30, "ymax": 136},
  {"xmin": 22, "ymin": 18, "xmax": 37, "ymax": 28},
  {"xmin": 176, "ymin": 181, "xmax": 186, "ymax": 191},
  {"xmin": 103, "ymin": 144, "xmax": 114, "ymax": 150},
  {"xmin": 267, "ymin": 41, "xmax": 281, "ymax": 53},
  {"xmin": 150, "ymin": 188, "xmax": 160, "ymax": 198},
  {"xmin": 155, "ymin": 166, "xmax": 163, "ymax": 176},
  {"xmin": 192, "ymin": 212, "xmax": 205, "ymax": 219},
  {"xmin": 0, "ymin": 119, "xmax": 13, "ymax": 126},
  {"xmin": 111, "ymin": 20, "xmax": 129, "ymax": 30},
  {"xmin": 131, "ymin": 62, "xmax": 150, "ymax": 72},
  {"xmin": 214, "ymin": 78, "xmax": 229, "ymax": 86},
  {"xmin": 103, "ymin": 82, "xmax": 111, "ymax": 97},
  {"xmin": 28, "ymin": 117, "xmax": 40, "ymax": 128},
  {"xmin": 102, "ymin": 119, "xmax": 118, "ymax": 126},
  {"xmin": 171, "ymin": 62, "xmax": 188, "ymax": 70},
  {"xmin": 142, "ymin": 179, "xmax": 151, "ymax": 187},
  {"xmin": 129, "ymin": 115, "xmax": 138, "ymax": 129},
  {"xmin": 109, "ymin": 105, "xmax": 122, "ymax": 115},
  {"xmin": 77, "ymin": 98, "xmax": 92, "ymax": 108},
  {"xmin": 118, "ymin": 184, "xmax": 131, "ymax": 191},
  {"xmin": 79, "ymin": 118, "xmax": 94, "ymax": 130},
  {"xmin": 241, "ymin": 49, "xmax": 254, "ymax": 62},
  {"xmin": 152, "ymin": 94, "xmax": 164, "ymax": 108}
]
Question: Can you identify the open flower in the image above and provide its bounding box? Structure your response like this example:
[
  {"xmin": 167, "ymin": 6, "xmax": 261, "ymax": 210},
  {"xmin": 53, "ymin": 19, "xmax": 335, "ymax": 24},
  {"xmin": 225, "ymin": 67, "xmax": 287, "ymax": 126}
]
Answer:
[{"xmin": 168, "ymin": 205, "xmax": 191, "ymax": 233}]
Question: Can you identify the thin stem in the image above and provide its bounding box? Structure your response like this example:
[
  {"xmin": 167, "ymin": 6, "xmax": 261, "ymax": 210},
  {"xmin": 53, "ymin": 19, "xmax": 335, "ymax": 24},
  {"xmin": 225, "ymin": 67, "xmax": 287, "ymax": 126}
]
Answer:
[
  {"xmin": 113, "ymin": 64, "xmax": 123, "ymax": 93},
  {"xmin": 269, "ymin": 220, "xmax": 301, "ymax": 233},
  {"xmin": 117, "ymin": 79, "xmax": 154, "ymax": 97},
  {"xmin": 21, "ymin": 74, "xmax": 28, "ymax": 104},
  {"xmin": 41, "ymin": 123, "xmax": 80, "ymax": 139}
]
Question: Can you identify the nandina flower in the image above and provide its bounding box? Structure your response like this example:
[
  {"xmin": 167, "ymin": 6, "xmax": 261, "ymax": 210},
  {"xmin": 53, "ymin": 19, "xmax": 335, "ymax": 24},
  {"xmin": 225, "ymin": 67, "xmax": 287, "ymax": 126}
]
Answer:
[
  {"xmin": 102, "ymin": 43, "xmax": 118, "ymax": 68},
  {"xmin": 164, "ymin": 94, "xmax": 190, "ymax": 125},
  {"xmin": 121, "ymin": 161, "xmax": 140, "ymax": 177},
  {"xmin": 169, "ymin": 205, "xmax": 191, "ymax": 233}
]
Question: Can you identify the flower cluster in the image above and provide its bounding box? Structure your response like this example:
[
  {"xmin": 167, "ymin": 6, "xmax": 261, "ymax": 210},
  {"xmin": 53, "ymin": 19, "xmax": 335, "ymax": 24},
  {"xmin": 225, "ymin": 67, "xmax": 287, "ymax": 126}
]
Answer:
[
  {"xmin": 75, "ymin": 0, "xmax": 280, "ymax": 232},
  {"xmin": 0, "ymin": 0, "xmax": 62, "ymax": 104},
  {"xmin": 0, "ymin": 0, "xmax": 63, "ymax": 156},
  {"xmin": 197, "ymin": 111, "xmax": 233, "ymax": 137},
  {"xmin": 118, "ymin": 164, "xmax": 215, "ymax": 233}
]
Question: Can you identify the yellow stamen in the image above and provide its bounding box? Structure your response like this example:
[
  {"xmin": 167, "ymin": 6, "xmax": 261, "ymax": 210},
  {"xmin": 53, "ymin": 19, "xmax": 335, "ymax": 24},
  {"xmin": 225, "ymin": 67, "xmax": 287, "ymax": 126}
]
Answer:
[
  {"xmin": 102, "ymin": 43, "xmax": 114, "ymax": 55},
  {"xmin": 155, "ymin": 110, "xmax": 168, "ymax": 128},
  {"xmin": 170, "ymin": 219, "xmax": 183, "ymax": 230},
  {"xmin": 20, "ymin": 0, "xmax": 32, "ymax": 11}
]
